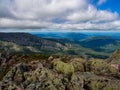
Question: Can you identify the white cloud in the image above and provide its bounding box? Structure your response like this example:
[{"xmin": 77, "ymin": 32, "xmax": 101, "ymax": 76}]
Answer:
[
  {"xmin": 67, "ymin": 5, "xmax": 118, "ymax": 22},
  {"xmin": 12, "ymin": 0, "xmax": 87, "ymax": 20},
  {"xmin": 0, "ymin": 0, "xmax": 120, "ymax": 30},
  {"xmin": 52, "ymin": 21, "xmax": 120, "ymax": 30},
  {"xmin": 97, "ymin": 0, "xmax": 107, "ymax": 6}
]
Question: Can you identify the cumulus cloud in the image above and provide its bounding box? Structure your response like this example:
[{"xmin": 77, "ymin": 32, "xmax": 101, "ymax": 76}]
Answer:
[
  {"xmin": 0, "ymin": 0, "xmax": 120, "ymax": 30},
  {"xmin": 66, "ymin": 5, "xmax": 118, "ymax": 22}
]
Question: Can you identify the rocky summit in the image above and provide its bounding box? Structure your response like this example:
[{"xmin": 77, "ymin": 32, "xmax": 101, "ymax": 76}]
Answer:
[{"xmin": 0, "ymin": 50, "xmax": 120, "ymax": 90}]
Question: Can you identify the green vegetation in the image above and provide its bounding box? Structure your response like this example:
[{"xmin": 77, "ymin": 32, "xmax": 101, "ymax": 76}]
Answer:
[{"xmin": 1, "ymin": 32, "xmax": 118, "ymax": 59}]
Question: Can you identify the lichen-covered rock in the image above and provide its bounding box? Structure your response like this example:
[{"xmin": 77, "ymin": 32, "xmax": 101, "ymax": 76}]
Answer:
[
  {"xmin": 107, "ymin": 50, "xmax": 120, "ymax": 73},
  {"xmin": 85, "ymin": 59, "xmax": 118, "ymax": 77},
  {"xmin": 3, "ymin": 63, "xmax": 29, "ymax": 85},
  {"xmin": 68, "ymin": 73, "xmax": 84, "ymax": 90},
  {"xmin": 1, "ymin": 54, "xmax": 120, "ymax": 90},
  {"xmin": 75, "ymin": 72, "xmax": 120, "ymax": 90},
  {"xmin": 0, "ymin": 63, "xmax": 9, "ymax": 80},
  {"xmin": 23, "ymin": 63, "xmax": 66, "ymax": 90},
  {"xmin": 109, "ymin": 49, "xmax": 120, "ymax": 61}
]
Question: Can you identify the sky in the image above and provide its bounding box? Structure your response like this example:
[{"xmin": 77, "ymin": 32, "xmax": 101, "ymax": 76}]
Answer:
[{"xmin": 0, "ymin": 0, "xmax": 120, "ymax": 32}]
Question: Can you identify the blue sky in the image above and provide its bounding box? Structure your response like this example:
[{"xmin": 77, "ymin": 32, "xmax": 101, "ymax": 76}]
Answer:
[
  {"xmin": 0, "ymin": 0, "xmax": 120, "ymax": 32},
  {"xmin": 93, "ymin": 0, "xmax": 120, "ymax": 14}
]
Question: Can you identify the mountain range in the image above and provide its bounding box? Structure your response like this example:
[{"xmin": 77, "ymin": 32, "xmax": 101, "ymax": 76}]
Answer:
[
  {"xmin": 0, "ymin": 33, "xmax": 68, "ymax": 54},
  {"xmin": 0, "ymin": 32, "xmax": 120, "ymax": 59}
]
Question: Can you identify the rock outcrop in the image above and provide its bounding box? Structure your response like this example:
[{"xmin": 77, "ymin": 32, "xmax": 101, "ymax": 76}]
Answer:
[{"xmin": 0, "ymin": 50, "xmax": 120, "ymax": 90}]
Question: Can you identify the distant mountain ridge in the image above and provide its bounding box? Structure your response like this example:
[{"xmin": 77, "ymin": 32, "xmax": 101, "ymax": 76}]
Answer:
[
  {"xmin": 33, "ymin": 32, "xmax": 88, "ymax": 40},
  {"xmin": 32, "ymin": 32, "xmax": 120, "ymax": 40},
  {"xmin": 79, "ymin": 36, "xmax": 120, "ymax": 53}
]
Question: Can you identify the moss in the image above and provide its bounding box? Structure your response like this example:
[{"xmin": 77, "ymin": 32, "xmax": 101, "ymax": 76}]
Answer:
[
  {"xmin": 13, "ymin": 54, "xmax": 50, "ymax": 64},
  {"xmin": 8, "ymin": 85, "xmax": 15, "ymax": 90},
  {"xmin": 86, "ymin": 59, "xmax": 111, "ymax": 75},
  {"xmin": 103, "ymin": 83, "xmax": 119, "ymax": 90},
  {"xmin": 0, "ymin": 64, "xmax": 10, "ymax": 81},
  {"xmin": 1, "ymin": 54, "xmax": 120, "ymax": 90},
  {"xmin": 23, "ymin": 63, "xmax": 56, "ymax": 88},
  {"xmin": 23, "ymin": 72, "xmax": 33, "ymax": 87},
  {"xmin": 52, "ymin": 60, "xmax": 74, "ymax": 76},
  {"xmin": 109, "ymin": 49, "xmax": 120, "ymax": 61},
  {"xmin": 103, "ymin": 87, "xmax": 118, "ymax": 90},
  {"xmin": 87, "ymin": 59, "xmax": 118, "ymax": 76},
  {"xmin": 70, "ymin": 73, "xmax": 83, "ymax": 90},
  {"xmin": 84, "ymin": 78, "xmax": 109, "ymax": 90},
  {"xmin": 108, "ymin": 65, "xmax": 118, "ymax": 75},
  {"xmin": 84, "ymin": 75, "xmax": 120, "ymax": 90},
  {"xmin": 53, "ymin": 78, "xmax": 65, "ymax": 90},
  {"xmin": 88, "ymin": 80, "xmax": 104, "ymax": 90},
  {"xmin": 53, "ymin": 79, "xmax": 61, "ymax": 85},
  {"xmin": 71, "ymin": 58, "xmax": 85, "ymax": 72},
  {"xmin": 42, "ymin": 80, "xmax": 57, "ymax": 90},
  {"xmin": 66, "ymin": 82, "xmax": 82, "ymax": 90},
  {"xmin": 62, "ymin": 78, "xmax": 68, "ymax": 84},
  {"xmin": 46, "ymin": 85, "xmax": 57, "ymax": 90}
]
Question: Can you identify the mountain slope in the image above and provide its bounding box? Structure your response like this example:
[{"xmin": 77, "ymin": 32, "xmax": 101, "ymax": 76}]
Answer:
[
  {"xmin": 0, "ymin": 33, "xmax": 68, "ymax": 53},
  {"xmin": 0, "ymin": 40, "xmax": 41, "ymax": 53},
  {"xmin": 34, "ymin": 32, "xmax": 120, "ymax": 56}
]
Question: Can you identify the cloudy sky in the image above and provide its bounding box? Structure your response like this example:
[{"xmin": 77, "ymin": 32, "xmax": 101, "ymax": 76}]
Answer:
[{"xmin": 0, "ymin": 0, "xmax": 120, "ymax": 32}]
